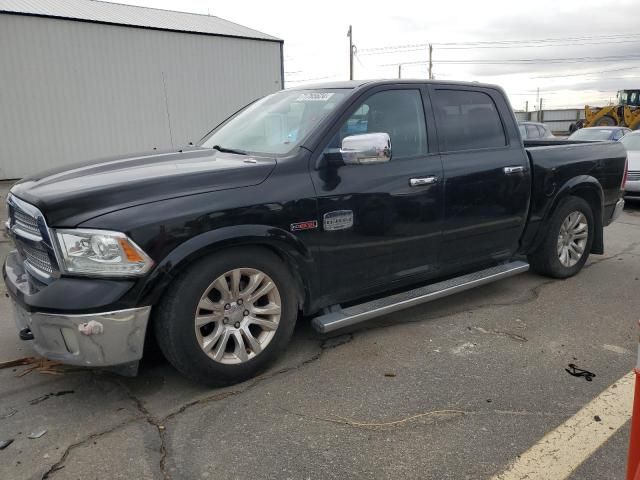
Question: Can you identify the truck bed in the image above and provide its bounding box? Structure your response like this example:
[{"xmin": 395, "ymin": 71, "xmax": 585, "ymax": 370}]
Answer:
[{"xmin": 520, "ymin": 138, "xmax": 627, "ymax": 252}]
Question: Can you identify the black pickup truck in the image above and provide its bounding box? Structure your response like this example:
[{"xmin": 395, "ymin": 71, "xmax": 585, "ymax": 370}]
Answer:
[{"xmin": 4, "ymin": 80, "xmax": 627, "ymax": 386}]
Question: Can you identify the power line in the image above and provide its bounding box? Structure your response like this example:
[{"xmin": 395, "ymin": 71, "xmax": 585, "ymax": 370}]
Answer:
[
  {"xmin": 509, "ymin": 92, "xmax": 562, "ymax": 96},
  {"xmin": 359, "ymin": 39, "xmax": 640, "ymax": 56},
  {"xmin": 433, "ymin": 32, "xmax": 640, "ymax": 46},
  {"xmin": 380, "ymin": 54, "xmax": 640, "ymax": 66},
  {"xmin": 285, "ymin": 74, "xmax": 340, "ymax": 84},
  {"xmin": 359, "ymin": 42, "xmax": 429, "ymax": 53},
  {"xmin": 530, "ymin": 66, "xmax": 640, "ymax": 79},
  {"xmin": 359, "ymin": 32, "xmax": 640, "ymax": 56},
  {"xmin": 436, "ymin": 39, "xmax": 640, "ymax": 50}
]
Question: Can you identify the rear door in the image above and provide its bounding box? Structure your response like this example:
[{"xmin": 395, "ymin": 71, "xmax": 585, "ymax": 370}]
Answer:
[{"xmin": 429, "ymin": 86, "xmax": 531, "ymax": 269}]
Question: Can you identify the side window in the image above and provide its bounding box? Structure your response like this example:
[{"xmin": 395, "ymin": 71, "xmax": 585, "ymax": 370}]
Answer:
[
  {"xmin": 432, "ymin": 89, "xmax": 507, "ymax": 151},
  {"xmin": 526, "ymin": 125, "xmax": 540, "ymax": 139},
  {"xmin": 328, "ymin": 89, "xmax": 428, "ymax": 159},
  {"xmin": 344, "ymin": 104, "xmax": 369, "ymax": 136},
  {"xmin": 518, "ymin": 125, "xmax": 526, "ymax": 138},
  {"xmin": 536, "ymin": 126, "xmax": 547, "ymax": 138}
]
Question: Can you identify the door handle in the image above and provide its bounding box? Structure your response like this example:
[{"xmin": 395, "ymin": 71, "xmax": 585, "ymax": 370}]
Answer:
[
  {"xmin": 504, "ymin": 166, "xmax": 525, "ymax": 174},
  {"xmin": 409, "ymin": 176, "xmax": 438, "ymax": 187}
]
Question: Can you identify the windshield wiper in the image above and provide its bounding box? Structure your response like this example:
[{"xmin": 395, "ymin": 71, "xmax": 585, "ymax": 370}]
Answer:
[{"xmin": 212, "ymin": 145, "xmax": 248, "ymax": 155}]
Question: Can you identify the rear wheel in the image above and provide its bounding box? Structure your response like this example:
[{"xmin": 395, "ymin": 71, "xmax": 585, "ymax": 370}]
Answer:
[
  {"xmin": 594, "ymin": 115, "xmax": 616, "ymax": 126},
  {"xmin": 154, "ymin": 248, "xmax": 298, "ymax": 386},
  {"xmin": 528, "ymin": 196, "xmax": 594, "ymax": 278}
]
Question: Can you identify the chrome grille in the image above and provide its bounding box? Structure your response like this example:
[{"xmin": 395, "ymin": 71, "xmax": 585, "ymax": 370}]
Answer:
[
  {"xmin": 12, "ymin": 205, "xmax": 40, "ymax": 236},
  {"xmin": 7, "ymin": 194, "xmax": 58, "ymax": 281},
  {"xmin": 628, "ymin": 170, "xmax": 640, "ymax": 182},
  {"xmin": 20, "ymin": 244, "xmax": 54, "ymax": 274}
]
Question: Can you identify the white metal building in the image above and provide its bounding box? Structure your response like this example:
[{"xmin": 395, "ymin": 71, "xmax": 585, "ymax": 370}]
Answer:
[
  {"xmin": 514, "ymin": 109, "xmax": 585, "ymax": 134},
  {"xmin": 0, "ymin": 0, "xmax": 283, "ymax": 179}
]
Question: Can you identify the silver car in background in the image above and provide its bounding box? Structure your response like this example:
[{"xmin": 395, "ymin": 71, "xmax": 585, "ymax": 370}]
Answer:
[
  {"xmin": 621, "ymin": 131, "xmax": 640, "ymax": 197},
  {"xmin": 518, "ymin": 121, "xmax": 556, "ymax": 140}
]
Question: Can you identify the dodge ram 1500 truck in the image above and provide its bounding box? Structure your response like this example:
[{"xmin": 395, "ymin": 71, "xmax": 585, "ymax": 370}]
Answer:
[{"xmin": 3, "ymin": 80, "xmax": 627, "ymax": 386}]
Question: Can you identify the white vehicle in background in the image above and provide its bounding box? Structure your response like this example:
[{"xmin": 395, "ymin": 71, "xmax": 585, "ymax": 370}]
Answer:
[
  {"xmin": 518, "ymin": 121, "xmax": 556, "ymax": 140},
  {"xmin": 621, "ymin": 131, "xmax": 640, "ymax": 197}
]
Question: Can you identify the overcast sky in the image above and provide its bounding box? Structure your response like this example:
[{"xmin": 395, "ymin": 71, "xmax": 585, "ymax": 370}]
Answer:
[{"xmin": 105, "ymin": 0, "xmax": 640, "ymax": 110}]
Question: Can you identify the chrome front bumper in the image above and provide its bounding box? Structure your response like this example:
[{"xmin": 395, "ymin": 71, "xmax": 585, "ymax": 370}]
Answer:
[{"xmin": 12, "ymin": 302, "xmax": 151, "ymax": 367}]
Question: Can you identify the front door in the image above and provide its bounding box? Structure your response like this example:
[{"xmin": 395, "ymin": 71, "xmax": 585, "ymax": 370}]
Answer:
[
  {"xmin": 310, "ymin": 86, "xmax": 444, "ymax": 303},
  {"xmin": 429, "ymin": 86, "xmax": 531, "ymax": 268}
]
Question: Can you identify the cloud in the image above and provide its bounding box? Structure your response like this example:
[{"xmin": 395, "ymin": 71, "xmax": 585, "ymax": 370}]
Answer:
[{"xmin": 102, "ymin": 0, "xmax": 640, "ymax": 108}]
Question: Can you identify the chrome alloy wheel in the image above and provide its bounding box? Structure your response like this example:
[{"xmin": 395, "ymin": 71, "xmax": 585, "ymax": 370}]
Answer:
[
  {"xmin": 557, "ymin": 211, "xmax": 588, "ymax": 268},
  {"xmin": 194, "ymin": 268, "xmax": 281, "ymax": 365}
]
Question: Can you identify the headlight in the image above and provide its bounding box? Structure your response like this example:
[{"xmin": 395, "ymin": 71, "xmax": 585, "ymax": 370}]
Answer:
[{"xmin": 54, "ymin": 229, "xmax": 153, "ymax": 277}]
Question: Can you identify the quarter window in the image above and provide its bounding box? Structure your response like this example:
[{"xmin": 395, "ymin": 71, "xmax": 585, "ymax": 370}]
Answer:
[{"xmin": 432, "ymin": 90, "xmax": 507, "ymax": 151}]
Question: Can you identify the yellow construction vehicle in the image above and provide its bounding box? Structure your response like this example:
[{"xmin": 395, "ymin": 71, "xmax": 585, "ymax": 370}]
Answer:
[{"xmin": 572, "ymin": 90, "xmax": 640, "ymax": 132}]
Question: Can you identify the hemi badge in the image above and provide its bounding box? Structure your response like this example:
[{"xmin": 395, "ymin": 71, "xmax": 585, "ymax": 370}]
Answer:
[{"xmin": 290, "ymin": 220, "xmax": 318, "ymax": 232}]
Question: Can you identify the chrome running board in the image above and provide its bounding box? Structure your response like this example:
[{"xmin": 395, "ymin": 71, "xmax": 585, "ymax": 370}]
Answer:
[{"xmin": 311, "ymin": 261, "xmax": 529, "ymax": 333}]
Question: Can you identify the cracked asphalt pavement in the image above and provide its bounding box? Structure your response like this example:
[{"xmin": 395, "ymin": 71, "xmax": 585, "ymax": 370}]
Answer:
[{"xmin": 1, "ymin": 196, "xmax": 639, "ymax": 479}]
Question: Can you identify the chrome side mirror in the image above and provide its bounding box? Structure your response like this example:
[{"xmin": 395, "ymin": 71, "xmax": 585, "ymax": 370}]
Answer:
[{"xmin": 340, "ymin": 133, "xmax": 392, "ymax": 165}]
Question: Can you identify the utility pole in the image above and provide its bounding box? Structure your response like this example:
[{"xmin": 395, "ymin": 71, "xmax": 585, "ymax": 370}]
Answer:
[
  {"xmin": 428, "ymin": 44, "xmax": 433, "ymax": 80},
  {"xmin": 525, "ymin": 100, "xmax": 529, "ymax": 112},
  {"xmin": 347, "ymin": 25, "xmax": 354, "ymax": 80},
  {"xmin": 539, "ymin": 97, "xmax": 544, "ymax": 122},
  {"xmin": 398, "ymin": 64, "xmax": 402, "ymax": 79}
]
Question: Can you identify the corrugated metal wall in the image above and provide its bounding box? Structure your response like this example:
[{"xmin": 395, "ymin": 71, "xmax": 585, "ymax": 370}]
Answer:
[
  {"xmin": 0, "ymin": 14, "xmax": 282, "ymax": 179},
  {"xmin": 514, "ymin": 111, "xmax": 529, "ymax": 122},
  {"xmin": 515, "ymin": 109, "xmax": 585, "ymax": 134}
]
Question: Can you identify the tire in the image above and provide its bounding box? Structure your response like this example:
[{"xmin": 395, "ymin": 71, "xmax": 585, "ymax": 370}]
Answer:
[
  {"xmin": 528, "ymin": 196, "xmax": 594, "ymax": 279},
  {"xmin": 594, "ymin": 115, "xmax": 616, "ymax": 126},
  {"xmin": 154, "ymin": 247, "xmax": 298, "ymax": 387}
]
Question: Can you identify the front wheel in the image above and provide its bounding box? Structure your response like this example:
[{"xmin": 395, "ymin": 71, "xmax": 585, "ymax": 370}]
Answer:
[
  {"xmin": 154, "ymin": 248, "xmax": 298, "ymax": 387},
  {"xmin": 528, "ymin": 196, "xmax": 594, "ymax": 278}
]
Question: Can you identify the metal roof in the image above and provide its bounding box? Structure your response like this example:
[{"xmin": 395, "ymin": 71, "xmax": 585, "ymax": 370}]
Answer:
[{"xmin": 0, "ymin": 0, "xmax": 281, "ymax": 42}]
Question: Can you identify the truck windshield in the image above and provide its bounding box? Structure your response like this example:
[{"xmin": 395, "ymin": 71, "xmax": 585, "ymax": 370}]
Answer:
[{"xmin": 200, "ymin": 89, "xmax": 348, "ymax": 155}]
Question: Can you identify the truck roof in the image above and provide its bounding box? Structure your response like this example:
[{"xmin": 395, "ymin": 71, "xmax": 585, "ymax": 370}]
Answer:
[{"xmin": 287, "ymin": 79, "xmax": 502, "ymax": 91}]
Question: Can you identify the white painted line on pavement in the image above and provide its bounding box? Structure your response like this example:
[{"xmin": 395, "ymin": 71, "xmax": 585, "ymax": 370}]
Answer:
[{"xmin": 492, "ymin": 370, "xmax": 635, "ymax": 480}]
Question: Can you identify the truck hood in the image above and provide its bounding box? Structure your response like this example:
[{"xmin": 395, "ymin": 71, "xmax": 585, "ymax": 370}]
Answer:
[{"xmin": 10, "ymin": 147, "xmax": 277, "ymax": 226}]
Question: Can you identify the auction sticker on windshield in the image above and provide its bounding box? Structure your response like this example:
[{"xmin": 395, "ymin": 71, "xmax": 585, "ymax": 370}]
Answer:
[{"xmin": 296, "ymin": 93, "xmax": 335, "ymax": 102}]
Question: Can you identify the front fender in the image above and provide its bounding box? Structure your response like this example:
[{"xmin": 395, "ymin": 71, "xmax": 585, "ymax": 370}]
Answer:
[{"xmin": 137, "ymin": 225, "xmax": 317, "ymax": 312}]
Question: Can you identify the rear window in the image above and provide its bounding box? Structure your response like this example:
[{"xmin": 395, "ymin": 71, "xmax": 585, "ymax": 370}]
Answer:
[
  {"xmin": 526, "ymin": 124, "xmax": 540, "ymax": 139},
  {"xmin": 432, "ymin": 90, "xmax": 506, "ymax": 151}
]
